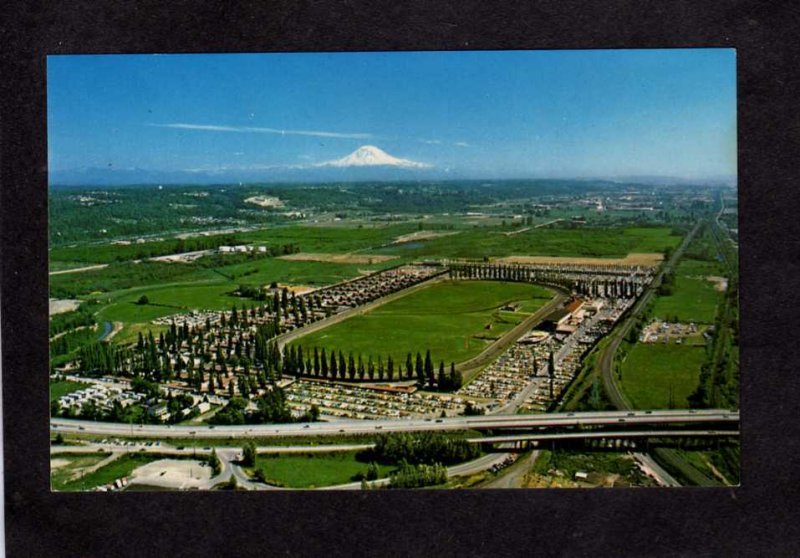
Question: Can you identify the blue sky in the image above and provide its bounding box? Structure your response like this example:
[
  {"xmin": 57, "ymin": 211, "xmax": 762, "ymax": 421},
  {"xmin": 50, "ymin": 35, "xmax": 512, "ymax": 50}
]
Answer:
[{"xmin": 48, "ymin": 49, "xmax": 736, "ymax": 179}]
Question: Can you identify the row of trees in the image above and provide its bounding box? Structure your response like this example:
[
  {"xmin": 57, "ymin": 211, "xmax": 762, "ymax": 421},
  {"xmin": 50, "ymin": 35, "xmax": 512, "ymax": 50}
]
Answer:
[
  {"xmin": 360, "ymin": 432, "xmax": 481, "ymax": 466},
  {"xmin": 389, "ymin": 460, "xmax": 448, "ymax": 488},
  {"xmin": 283, "ymin": 346, "xmax": 464, "ymax": 391}
]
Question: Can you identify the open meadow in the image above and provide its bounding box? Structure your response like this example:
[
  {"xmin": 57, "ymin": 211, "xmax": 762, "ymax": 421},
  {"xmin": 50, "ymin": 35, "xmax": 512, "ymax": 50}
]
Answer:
[
  {"xmin": 252, "ymin": 451, "xmax": 393, "ymax": 488},
  {"xmin": 620, "ymin": 342, "xmax": 706, "ymax": 409},
  {"xmin": 297, "ymin": 280, "xmax": 554, "ymax": 366}
]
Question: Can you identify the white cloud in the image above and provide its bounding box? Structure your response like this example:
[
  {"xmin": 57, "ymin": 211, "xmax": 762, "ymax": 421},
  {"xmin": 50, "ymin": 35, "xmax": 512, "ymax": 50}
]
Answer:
[
  {"xmin": 150, "ymin": 123, "xmax": 373, "ymax": 140},
  {"xmin": 455, "ymin": 141, "xmax": 470, "ymax": 147},
  {"xmin": 418, "ymin": 138, "xmax": 442, "ymax": 145}
]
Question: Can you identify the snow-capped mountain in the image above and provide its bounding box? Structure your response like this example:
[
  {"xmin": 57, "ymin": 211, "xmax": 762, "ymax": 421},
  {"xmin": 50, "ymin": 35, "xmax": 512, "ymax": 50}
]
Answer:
[
  {"xmin": 316, "ymin": 145, "xmax": 432, "ymax": 169},
  {"xmin": 49, "ymin": 145, "xmax": 444, "ymax": 186}
]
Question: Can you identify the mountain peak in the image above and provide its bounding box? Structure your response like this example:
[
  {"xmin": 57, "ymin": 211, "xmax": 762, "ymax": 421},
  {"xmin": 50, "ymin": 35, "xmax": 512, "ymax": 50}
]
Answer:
[{"xmin": 317, "ymin": 145, "xmax": 431, "ymax": 169}]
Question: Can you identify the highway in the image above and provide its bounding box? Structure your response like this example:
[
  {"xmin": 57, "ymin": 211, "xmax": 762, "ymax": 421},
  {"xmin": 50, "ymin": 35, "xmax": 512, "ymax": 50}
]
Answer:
[
  {"xmin": 51, "ymin": 443, "xmax": 372, "ymax": 456},
  {"xmin": 321, "ymin": 452, "xmax": 513, "ymax": 490},
  {"xmin": 595, "ymin": 220, "xmax": 734, "ymax": 487},
  {"xmin": 51, "ymin": 409, "xmax": 738, "ymax": 439},
  {"xmin": 467, "ymin": 430, "xmax": 739, "ymax": 444},
  {"xmin": 599, "ymin": 220, "xmax": 702, "ymax": 410},
  {"xmin": 633, "ymin": 452, "xmax": 681, "ymax": 487}
]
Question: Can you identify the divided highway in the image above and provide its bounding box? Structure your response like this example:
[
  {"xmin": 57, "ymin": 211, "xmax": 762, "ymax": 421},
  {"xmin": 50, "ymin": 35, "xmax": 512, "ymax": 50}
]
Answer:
[
  {"xmin": 51, "ymin": 409, "xmax": 738, "ymax": 439},
  {"xmin": 595, "ymin": 220, "xmax": 733, "ymax": 486}
]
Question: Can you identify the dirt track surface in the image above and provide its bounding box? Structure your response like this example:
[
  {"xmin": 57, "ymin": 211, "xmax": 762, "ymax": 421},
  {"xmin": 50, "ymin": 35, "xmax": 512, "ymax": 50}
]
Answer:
[
  {"xmin": 279, "ymin": 252, "xmax": 398, "ymax": 264},
  {"xmin": 495, "ymin": 253, "xmax": 664, "ymax": 267}
]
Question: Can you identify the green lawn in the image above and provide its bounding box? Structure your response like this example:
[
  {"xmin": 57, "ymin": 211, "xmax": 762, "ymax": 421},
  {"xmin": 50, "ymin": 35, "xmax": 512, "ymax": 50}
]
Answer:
[
  {"xmin": 297, "ymin": 280, "xmax": 554, "ymax": 365},
  {"xmin": 652, "ymin": 258, "xmax": 723, "ymax": 324},
  {"xmin": 252, "ymin": 451, "xmax": 393, "ymax": 488},
  {"xmin": 92, "ymin": 258, "xmax": 393, "ymax": 335},
  {"xmin": 54, "ymin": 453, "xmax": 164, "ymax": 491},
  {"xmin": 237, "ymin": 223, "xmax": 416, "ymax": 253},
  {"xmin": 97, "ymin": 283, "xmax": 248, "ymax": 323},
  {"xmin": 51, "ymin": 453, "xmax": 111, "ymax": 490},
  {"xmin": 373, "ymin": 226, "xmax": 681, "ymax": 260},
  {"xmin": 619, "ymin": 343, "xmax": 706, "ymax": 409},
  {"xmin": 49, "ymin": 223, "xmax": 418, "ymax": 266},
  {"xmin": 50, "ymin": 380, "xmax": 91, "ymax": 403}
]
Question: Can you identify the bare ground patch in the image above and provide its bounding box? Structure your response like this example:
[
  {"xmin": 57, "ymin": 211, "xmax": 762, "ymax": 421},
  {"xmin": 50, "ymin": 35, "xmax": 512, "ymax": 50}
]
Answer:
[
  {"xmin": 279, "ymin": 252, "xmax": 398, "ymax": 265},
  {"xmin": 495, "ymin": 252, "xmax": 664, "ymax": 267},
  {"xmin": 392, "ymin": 230, "xmax": 460, "ymax": 244},
  {"xmin": 245, "ymin": 195, "xmax": 284, "ymax": 208},
  {"xmin": 49, "ymin": 299, "xmax": 82, "ymax": 315},
  {"xmin": 129, "ymin": 459, "xmax": 211, "ymax": 489},
  {"xmin": 705, "ymin": 276, "xmax": 728, "ymax": 292}
]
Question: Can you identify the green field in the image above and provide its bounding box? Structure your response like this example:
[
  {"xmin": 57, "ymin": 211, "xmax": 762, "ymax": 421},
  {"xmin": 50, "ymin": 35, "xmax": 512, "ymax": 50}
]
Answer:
[
  {"xmin": 49, "ymin": 380, "xmax": 91, "ymax": 403},
  {"xmin": 373, "ymin": 226, "xmax": 680, "ymax": 260},
  {"xmin": 51, "ymin": 453, "xmax": 111, "ymax": 490},
  {"xmin": 49, "ymin": 223, "xmax": 418, "ymax": 266},
  {"xmin": 252, "ymin": 451, "xmax": 393, "ymax": 488},
  {"xmin": 652, "ymin": 258, "xmax": 724, "ymax": 323},
  {"xmin": 79, "ymin": 258, "xmax": 397, "ymax": 340},
  {"xmin": 298, "ymin": 280, "xmax": 554, "ymax": 365},
  {"xmin": 619, "ymin": 343, "xmax": 706, "ymax": 409}
]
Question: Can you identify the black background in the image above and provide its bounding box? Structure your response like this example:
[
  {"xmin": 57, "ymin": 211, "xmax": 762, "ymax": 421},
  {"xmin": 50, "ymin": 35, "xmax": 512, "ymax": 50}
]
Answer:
[{"xmin": 2, "ymin": 1, "xmax": 799, "ymax": 556}]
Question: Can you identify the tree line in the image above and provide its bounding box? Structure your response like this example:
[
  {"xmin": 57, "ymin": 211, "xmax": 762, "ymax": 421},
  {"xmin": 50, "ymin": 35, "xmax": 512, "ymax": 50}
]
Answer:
[
  {"xmin": 284, "ymin": 345, "xmax": 464, "ymax": 391},
  {"xmin": 389, "ymin": 461, "xmax": 448, "ymax": 488},
  {"xmin": 359, "ymin": 432, "xmax": 480, "ymax": 466}
]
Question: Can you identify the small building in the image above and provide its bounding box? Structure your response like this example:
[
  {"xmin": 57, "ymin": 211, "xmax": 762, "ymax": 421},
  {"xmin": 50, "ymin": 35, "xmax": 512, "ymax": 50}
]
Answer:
[
  {"xmin": 147, "ymin": 403, "xmax": 168, "ymax": 418},
  {"xmin": 542, "ymin": 309, "xmax": 571, "ymax": 332}
]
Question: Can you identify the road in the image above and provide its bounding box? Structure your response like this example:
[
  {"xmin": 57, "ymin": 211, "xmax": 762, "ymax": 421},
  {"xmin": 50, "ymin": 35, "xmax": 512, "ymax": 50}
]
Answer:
[
  {"xmin": 633, "ymin": 452, "xmax": 681, "ymax": 487},
  {"xmin": 481, "ymin": 450, "xmax": 539, "ymax": 489},
  {"xmin": 321, "ymin": 452, "xmax": 514, "ymax": 490},
  {"xmin": 51, "ymin": 409, "xmax": 738, "ymax": 439},
  {"xmin": 49, "ymin": 263, "xmax": 109, "ymax": 276},
  {"xmin": 596, "ymin": 220, "xmax": 725, "ymax": 486},
  {"xmin": 470, "ymin": 429, "xmax": 739, "ymax": 444},
  {"xmin": 599, "ymin": 221, "xmax": 702, "ymax": 410},
  {"xmin": 51, "ymin": 443, "xmax": 373, "ymax": 456}
]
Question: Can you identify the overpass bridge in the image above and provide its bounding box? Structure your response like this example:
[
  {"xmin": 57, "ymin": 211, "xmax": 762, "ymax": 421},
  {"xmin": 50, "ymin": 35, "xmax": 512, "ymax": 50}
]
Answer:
[
  {"xmin": 51, "ymin": 408, "xmax": 739, "ymax": 440},
  {"xmin": 468, "ymin": 429, "xmax": 740, "ymax": 452}
]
